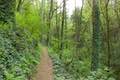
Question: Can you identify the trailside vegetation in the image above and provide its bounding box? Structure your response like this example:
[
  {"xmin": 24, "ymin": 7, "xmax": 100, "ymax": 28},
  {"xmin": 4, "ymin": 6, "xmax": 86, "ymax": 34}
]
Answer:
[{"xmin": 0, "ymin": 0, "xmax": 120, "ymax": 80}]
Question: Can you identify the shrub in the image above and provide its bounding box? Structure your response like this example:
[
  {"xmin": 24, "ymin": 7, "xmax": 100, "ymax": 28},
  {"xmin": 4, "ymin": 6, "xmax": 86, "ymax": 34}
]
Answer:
[{"xmin": 0, "ymin": 24, "xmax": 39, "ymax": 80}]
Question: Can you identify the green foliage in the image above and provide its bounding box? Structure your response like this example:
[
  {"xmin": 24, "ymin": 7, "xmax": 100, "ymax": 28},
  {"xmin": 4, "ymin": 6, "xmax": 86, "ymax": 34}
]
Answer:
[
  {"xmin": 0, "ymin": 0, "xmax": 15, "ymax": 23},
  {"xmin": 16, "ymin": 9, "xmax": 41, "ymax": 42},
  {"xmin": 49, "ymin": 47, "xmax": 116, "ymax": 80},
  {"xmin": 82, "ymin": 69, "xmax": 115, "ymax": 80},
  {"xmin": 0, "ymin": 0, "xmax": 119, "ymax": 79},
  {"xmin": 0, "ymin": 24, "xmax": 40, "ymax": 80},
  {"xmin": 50, "ymin": 54, "xmax": 75, "ymax": 80},
  {"xmin": 67, "ymin": 60, "xmax": 90, "ymax": 79}
]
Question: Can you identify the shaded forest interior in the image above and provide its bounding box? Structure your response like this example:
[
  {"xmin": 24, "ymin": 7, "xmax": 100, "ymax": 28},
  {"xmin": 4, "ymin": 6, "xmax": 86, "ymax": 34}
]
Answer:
[{"xmin": 0, "ymin": 0, "xmax": 120, "ymax": 80}]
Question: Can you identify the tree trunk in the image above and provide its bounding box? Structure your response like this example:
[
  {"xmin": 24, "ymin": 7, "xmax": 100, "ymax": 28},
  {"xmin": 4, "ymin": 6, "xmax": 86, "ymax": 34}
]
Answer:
[
  {"xmin": 91, "ymin": 0, "xmax": 101, "ymax": 71},
  {"xmin": 47, "ymin": 0, "xmax": 53, "ymax": 46},
  {"xmin": 105, "ymin": 0, "xmax": 111, "ymax": 68},
  {"xmin": 60, "ymin": 0, "xmax": 66, "ymax": 59},
  {"xmin": 73, "ymin": 0, "xmax": 84, "ymax": 60},
  {"xmin": 41, "ymin": 0, "xmax": 46, "ymax": 45}
]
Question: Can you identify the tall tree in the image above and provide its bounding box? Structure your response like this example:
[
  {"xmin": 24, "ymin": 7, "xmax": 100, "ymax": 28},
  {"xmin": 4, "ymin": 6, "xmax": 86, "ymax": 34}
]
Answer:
[
  {"xmin": 91, "ymin": 0, "xmax": 101, "ymax": 71},
  {"xmin": 41, "ymin": 0, "xmax": 46, "ymax": 45},
  {"xmin": 55, "ymin": 1, "xmax": 60, "ymax": 49},
  {"xmin": 74, "ymin": 0, "xmax": 84, "ymax": 59},
  {"xmin": 47, "ymin": 0, "xmax": 54, "ymax": 46},
  {"xmin": 60, "ymin": 0, "xmax": 66, "ymax": 59},
  {"xmin": 114, "ymin": 0, "xmax": 120, "ymax": 28},
  {"xmin": 105, "ymin": 0, "xmax": 111, "ymax": 68},
  {"xmin": 64, "ymin": 0, "xmax": 67, "ymax": 49}
]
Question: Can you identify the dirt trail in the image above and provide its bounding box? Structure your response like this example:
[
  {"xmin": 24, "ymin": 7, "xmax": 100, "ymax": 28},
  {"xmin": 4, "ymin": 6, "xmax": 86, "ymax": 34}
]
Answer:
[{"xmin": 32, "ymin": 47, "xmax": 53, "ymax": 80}]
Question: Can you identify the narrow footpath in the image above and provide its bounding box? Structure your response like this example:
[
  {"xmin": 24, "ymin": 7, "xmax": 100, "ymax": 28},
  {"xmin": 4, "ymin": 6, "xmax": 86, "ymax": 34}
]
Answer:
[{"xmin": 32, "ymin": 47, "xmax": 53, "ymax": 80}]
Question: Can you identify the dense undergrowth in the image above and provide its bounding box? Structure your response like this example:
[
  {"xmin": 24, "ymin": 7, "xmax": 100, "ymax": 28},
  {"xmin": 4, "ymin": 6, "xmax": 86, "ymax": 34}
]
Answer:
[
  {"xmin": 0, "ymin": 0, "xmax": 119, "ymax": 79},
  {"xmin": 0, "ymin": 24, "xmax": 40, "ymax": 80},
  {"xmin": 0, "ymin": 23, "xmax": 116, "ymax": 80},
  {"xmin": 49, "ymin": 48, "xmax": 116, "ymax": 80}
]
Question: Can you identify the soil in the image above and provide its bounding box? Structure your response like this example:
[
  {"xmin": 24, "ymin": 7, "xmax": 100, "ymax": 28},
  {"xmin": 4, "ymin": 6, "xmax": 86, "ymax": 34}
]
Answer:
[{"xmin": 32, "ymin": 47, "xmax": 53, "ymax": 80}]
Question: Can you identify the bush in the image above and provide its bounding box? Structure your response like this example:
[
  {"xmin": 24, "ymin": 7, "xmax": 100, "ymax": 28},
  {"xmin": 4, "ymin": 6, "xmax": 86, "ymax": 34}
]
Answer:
[
  {"xmin": 0, "ymin": 24, "xmax": 40, "ymax": 80},
  {"xmin": 81, "ymin": 69, "xmax": 115, "ymax": 80}
]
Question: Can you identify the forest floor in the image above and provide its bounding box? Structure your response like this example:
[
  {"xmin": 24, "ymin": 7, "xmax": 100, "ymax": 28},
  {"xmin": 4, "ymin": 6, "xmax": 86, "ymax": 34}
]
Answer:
[{"xmin": 32, "ymin": 47, "xmax": 53, "ymax": 80}]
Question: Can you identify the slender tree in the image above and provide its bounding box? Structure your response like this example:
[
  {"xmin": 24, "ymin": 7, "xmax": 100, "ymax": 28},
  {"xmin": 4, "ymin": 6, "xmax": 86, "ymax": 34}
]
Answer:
[
  {"xmin": 105, "ymin": 0, "xmax": 111, "ymax": 68},
  {"xmin": 75, "ymin": 0, "xmax": 84, "ymax": 59},
  {"xmin": 60, "ymin": 0, "xmax": 66, "ymax": 59},
  {"xmin": 47, "ymin": 0, "xmax": 54, "ymax": 46},
  {"xmin": 114, "ymin": 0, "xmax": 120, "ymax": 28},
  {"xmin": 64, "ymin": 0, "xmax": 67, "ymax": 49},
  {"xmin": 41, "ymin": 0, "xmax": 46, "ymax": 45},
  {"xmin": 55, "ymin": 1, "xmax": 60, "ymax": 49}
]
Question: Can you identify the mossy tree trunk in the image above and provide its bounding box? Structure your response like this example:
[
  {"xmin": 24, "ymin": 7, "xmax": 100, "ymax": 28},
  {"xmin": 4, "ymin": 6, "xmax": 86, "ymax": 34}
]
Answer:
[{"xmin": 91, "ymin": 0, "xmax": 101, "ymax": 71}]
